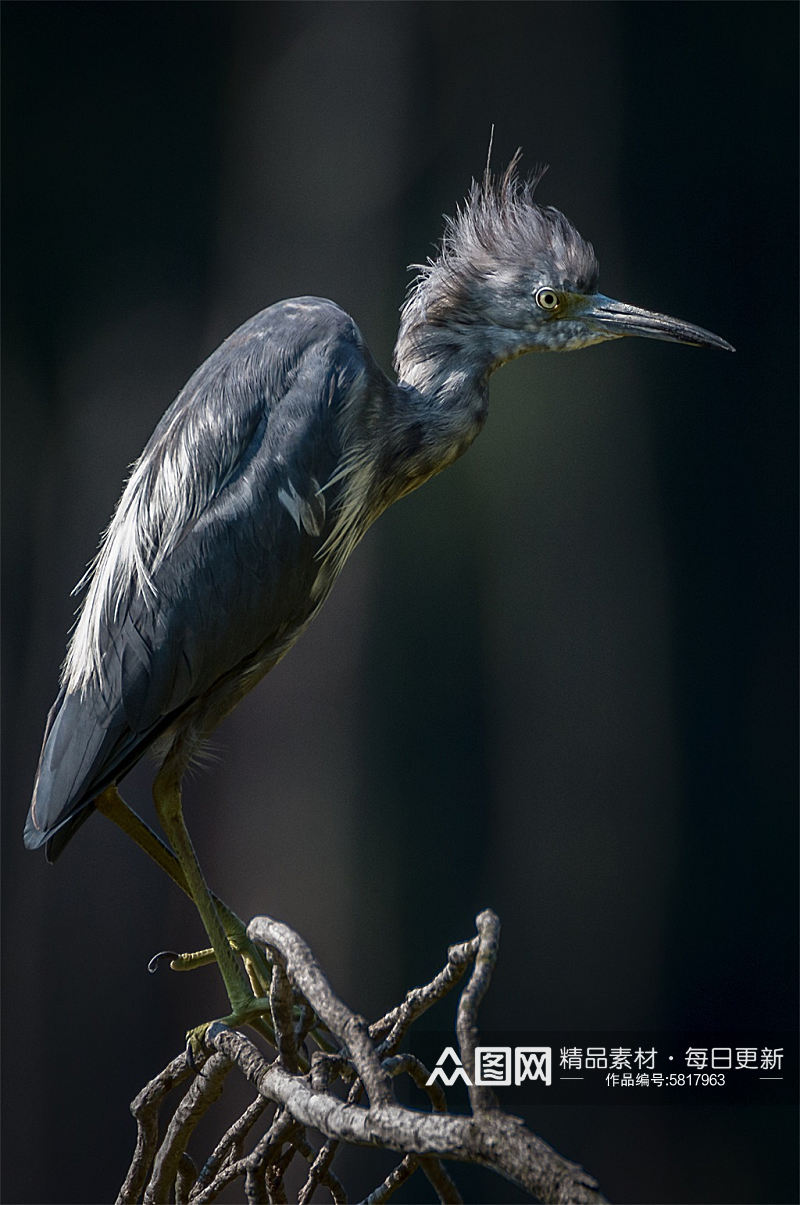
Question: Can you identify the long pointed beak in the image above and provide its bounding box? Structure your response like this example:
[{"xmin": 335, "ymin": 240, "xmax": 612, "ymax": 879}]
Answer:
[{"xmin": 580, "ymin": 293, "xmax": 735, "ymax": 352}]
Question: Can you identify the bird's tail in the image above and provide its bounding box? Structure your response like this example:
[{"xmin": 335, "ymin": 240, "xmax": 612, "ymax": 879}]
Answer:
[{"xmin": 25, "ymin": 687, "xmax": 131, "ymax": 861}]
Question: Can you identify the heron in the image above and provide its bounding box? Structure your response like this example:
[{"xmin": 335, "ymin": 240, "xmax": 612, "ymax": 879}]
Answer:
[{"xmin": 25, "ymin": 160, "xmax": 733, "ymax": 1024}]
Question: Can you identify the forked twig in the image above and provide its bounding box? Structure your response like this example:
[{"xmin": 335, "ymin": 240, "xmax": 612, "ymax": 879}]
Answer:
[{"xmin": 118, "ymin": 909, "xmax": 606, "ymax": 1204}]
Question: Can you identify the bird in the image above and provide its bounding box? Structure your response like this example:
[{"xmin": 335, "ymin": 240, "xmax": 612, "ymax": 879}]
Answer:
[{"xmin": 25, "ymin": 159, "xmax": 733, "ymax": 1018}]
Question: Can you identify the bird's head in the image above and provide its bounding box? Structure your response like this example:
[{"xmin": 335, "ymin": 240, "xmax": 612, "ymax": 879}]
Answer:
[{"xmin": 395, "ymin": 158, "xmax": 733, "ymax": 383}]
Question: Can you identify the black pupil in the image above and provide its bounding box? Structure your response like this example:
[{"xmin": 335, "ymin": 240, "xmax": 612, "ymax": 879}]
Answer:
[{"xmin": 542, "ymin": 292, "xmax": 555, "ymax": 307}]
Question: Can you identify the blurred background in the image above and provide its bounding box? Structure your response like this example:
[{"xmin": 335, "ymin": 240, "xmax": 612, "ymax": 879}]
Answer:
[{"xmin": 2, "ymin": 3, "xmax": 797, "ymax": 1202}]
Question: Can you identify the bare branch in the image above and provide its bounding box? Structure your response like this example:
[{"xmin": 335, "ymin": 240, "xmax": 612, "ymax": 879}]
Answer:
[
  {"xmin": 190, "ymin": 1109, "xmax": 298, "ymax": 1204},
  {"xmin": 299, "ymin": 1073, "xmax": 364, "ymax": 1203},
  {"xmin": 244, "ymin": 1161, "xmax": 269, "ymax": 1205},
  {"xmin": 192, "ymin": 1096, "xmax": 271, "ymax": 1195},
  {"xmin": 371, "ymin": 936, "xmax": 479, "ymax": 1052},
  {"xmin": 143, "ymin": 1052, "xmax": 230, "ymax": 1204},
  {"xmin": 119, "ymin": 910, "xmax": 606, "ymax": 1204},
  {"xmin": 419, "ymin": 1154, "xmax": 464, "ymax": 1203},
  {"xmin": 117, "ymin": 1051, "xmax": 195, "ymax": 1204},
  {"xmin": 247, "ymin": 915, "xmax": 394, "ymax": 1108},
  {"xmin": 456, "ymin": 909, "xmax": 501, "ymax": 1114},
  {"xmin": 298, "ymin": 1141, "xmax": 347, "ymax": 1203},
  {"xmin": 360, "ymin": 1154, "xmax": 419, "ymax": 1203},
  {"xmin": 175, "ymin": 1153, "xmax": 198, "ymax": 1203},
  {"xmin": 269, "ymin": 959, "xmax": 299, "ymax": 1072},
  {"xmin": 205, "ymin": 1020, "xmax": 604, "ymax": 1202},
  {"xmin": 383, "ymin": 1052, "xmax": 447, "ymax": 1112}
]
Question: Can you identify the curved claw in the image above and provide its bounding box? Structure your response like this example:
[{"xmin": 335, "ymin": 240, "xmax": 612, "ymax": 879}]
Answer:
[
  {"xmin": 185, "ymin": 1021, "xmax": 215, "ymax": 1069},
  {"xmin": 148, "ymin": 949, "xmax": 180, "ymax": 974}
]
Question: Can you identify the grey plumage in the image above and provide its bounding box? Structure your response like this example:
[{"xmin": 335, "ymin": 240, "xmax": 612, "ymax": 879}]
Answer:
[
  {"xmin": 26, "ymin": 161, "xmax": 733, "ymax": 861},
  {"xmin": 28, "ymin": 300, "xmax": 379, "ymax": 856}
]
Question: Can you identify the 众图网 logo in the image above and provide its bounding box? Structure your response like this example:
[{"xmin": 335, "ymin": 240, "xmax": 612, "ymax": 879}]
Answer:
[{"xmin": 426, "ymin": 1046, "xmax": 552, "ymax": 1087}]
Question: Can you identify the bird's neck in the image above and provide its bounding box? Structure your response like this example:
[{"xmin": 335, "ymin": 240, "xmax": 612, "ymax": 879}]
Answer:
[
  {"xmin": 393, "ymin": 310, "xmax": 495, "ymax": 398},
  {"xmin": 386, "ymin": 320, "xmax": 492, "ymax": 498}
]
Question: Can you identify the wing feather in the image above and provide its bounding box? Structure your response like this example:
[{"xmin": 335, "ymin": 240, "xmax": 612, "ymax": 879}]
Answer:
[{"xmin": 27, "ymin": 298, "xmax": 374, "ymax": 855}]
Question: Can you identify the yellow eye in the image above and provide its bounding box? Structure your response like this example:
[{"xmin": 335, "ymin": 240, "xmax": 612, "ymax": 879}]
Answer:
[{"xmin": 535, "ymin": 287, "xmax": 560, "ymax": 311}]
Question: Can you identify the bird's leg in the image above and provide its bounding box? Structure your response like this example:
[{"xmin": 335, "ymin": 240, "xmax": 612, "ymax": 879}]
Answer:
[
  {"xmin": 96, "ymin": 786, "xmax": 274, "ymax": 1004},
  {"xmin": 151, "ymin": 767, "xmax": 260, "ymax": 1022},
  {"xmin": 97, "ymin": 787, "xmax": 190, "ymax": 896},
  {"xmin": 96, "ymin": 785, "xmax": 322, "ymax": 1061}
]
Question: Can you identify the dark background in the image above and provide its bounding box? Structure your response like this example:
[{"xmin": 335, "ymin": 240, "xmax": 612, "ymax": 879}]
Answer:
[{"xmin": 2, "ymin": 3, "xmax": 797, "ymax": 1203}]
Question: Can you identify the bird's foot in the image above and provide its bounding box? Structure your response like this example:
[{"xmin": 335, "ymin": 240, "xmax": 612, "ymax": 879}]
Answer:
[
  {"xmin": 148, "ymin": 936, "xmax": 272, "ymax": 997},
  {"xmin": 184, "ymin": 996, "xmax": 273, "ymax": 1064},
  {"xmin": 148, "ymin": 947, "xmax": 218, "ymax": 973}
]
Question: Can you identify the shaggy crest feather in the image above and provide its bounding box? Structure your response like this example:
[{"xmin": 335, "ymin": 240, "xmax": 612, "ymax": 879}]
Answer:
[{"xmin": 396, "ymin": 156, "xmax": 599, "ymax": 347}]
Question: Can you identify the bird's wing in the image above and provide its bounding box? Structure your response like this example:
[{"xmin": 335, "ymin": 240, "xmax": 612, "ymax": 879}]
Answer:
[{"xmin": 26, "ymin": 299, "xmax": 376, "ymax": 855}]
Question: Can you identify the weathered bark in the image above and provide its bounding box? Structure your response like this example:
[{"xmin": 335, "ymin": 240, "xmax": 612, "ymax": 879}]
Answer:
[{"xmin": 117, "ymin": 910, "xmax": 607, "ymax": 1205}]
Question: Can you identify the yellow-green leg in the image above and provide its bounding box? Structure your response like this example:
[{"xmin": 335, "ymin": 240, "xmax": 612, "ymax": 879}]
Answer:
[
  {"xmin": 97, "ymin": 787, "xmax": 242, "ymax": 943},
  {"xmin": 151, "ymin": 766, "xmax": 255, "ymax": 1020},
  {"xmin": 96, "ymin": 785, "xmax": 277, "ymax": 1031},
  {"xmin": 95, "ymin": 784, "xmax": 325, "ymax": 1065}
]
